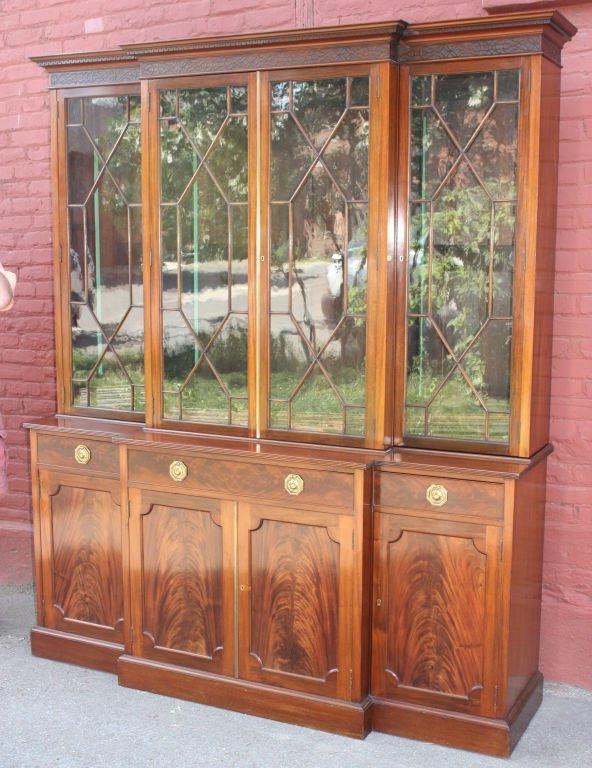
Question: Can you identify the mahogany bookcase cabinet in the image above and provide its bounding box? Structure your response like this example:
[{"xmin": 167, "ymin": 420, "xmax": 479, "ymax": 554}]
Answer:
[{"xmin": 27, "ymin": 10, "xmax": 575, "ymax": 757}]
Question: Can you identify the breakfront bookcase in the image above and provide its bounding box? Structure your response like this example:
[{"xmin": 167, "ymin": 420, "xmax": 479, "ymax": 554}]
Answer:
[{"xmin": 27, "ymin": 10, "xmax": 575, "ymax": 757}]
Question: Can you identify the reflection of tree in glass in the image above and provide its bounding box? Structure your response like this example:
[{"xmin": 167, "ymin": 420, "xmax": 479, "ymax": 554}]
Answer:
[
  {"xmin": 406, "ymin": 71, "xmax": 519, "ymax": 441},
  {"xmin": 159, "ymin": 86, "xmax": 249, "ymax": 425},
  {"xmin": 68, "ymin": 94, "xmax": 144, "ymax": 411},
  {"xmin": 268, "ymin": 77, "xmax": 370, "ymax": 434}
]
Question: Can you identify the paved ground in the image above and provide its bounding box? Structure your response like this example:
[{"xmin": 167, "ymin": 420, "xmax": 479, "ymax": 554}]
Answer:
[{"xmin": 1, "ymin": 585, "xmax": 591, "ymax": 768}]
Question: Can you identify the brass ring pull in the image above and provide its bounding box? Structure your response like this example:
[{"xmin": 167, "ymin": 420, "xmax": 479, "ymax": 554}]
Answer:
[
  {"xmin": 169, "ymin": 460, "xmax": 188, "ymax": 482},
  {"xmin": 426, "ymin": 483, "xmax": 448, "ymax": 507},
  {"xmin": 74, "ymin": 444, "xmax": 91, "ymax": 465},
  {"xmin": 284, "ymin": 473, "xmax": 304, "ymax": 496}
]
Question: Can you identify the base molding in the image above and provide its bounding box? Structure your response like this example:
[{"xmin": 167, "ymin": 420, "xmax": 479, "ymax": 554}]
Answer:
[
  {"xmin": 118, "ymin": 654, "xmax": 371, "ymax": 739},
  {"xmin": 30, "ymin": 627, "xmax": 123, "ymax": 674},
  {"xmin": 28, "ymin": 633, "xmax": 543, "ymax": 753},
  {"xmin": 507, "ymin": 672, "xmax": 545, "ymax": 753},
  {"xmin": 372, "ymin": 673, "xmax": 544, "ymax": 757}
]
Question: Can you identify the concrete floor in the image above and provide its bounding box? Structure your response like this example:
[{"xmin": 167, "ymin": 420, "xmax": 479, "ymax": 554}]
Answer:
[{"xmin": 1, "ymin": 586, "xmax": 591, "ymax": 768}]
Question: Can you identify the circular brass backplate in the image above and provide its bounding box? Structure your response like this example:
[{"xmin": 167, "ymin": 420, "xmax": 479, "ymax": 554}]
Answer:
[
  {"xmin": 284, "ymin": 473, "xmax": 304, "ymax": 496},
  {"xmin": 426, "ymin": 483, "xmax": 448, "ymax": 507},
  {"xmin": 74, "ymin": 444, "xmax": 91, "ymax": 465},
  {"xmin": 169, "ymin": 460, "xmax": 188, "ymax": 482}
]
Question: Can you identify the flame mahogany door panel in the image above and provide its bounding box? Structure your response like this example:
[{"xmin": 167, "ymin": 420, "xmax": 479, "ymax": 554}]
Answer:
[
  {"xmin": 372, "ymin": 510, "xmax": 502, "ymax": 717},
  {"xmin": 128, "ymin": 488, "xmax": 234, "ymax": 676},
  {"xmin": 238, "ymin": 503, "xmax": 355, "ymax": 699},
  {"xmin": 38, "ymin": 469, "xmax": 124, "ymax": 644}
]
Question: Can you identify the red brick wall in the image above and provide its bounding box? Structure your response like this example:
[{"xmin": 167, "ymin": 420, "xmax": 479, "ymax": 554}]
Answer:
[{"xmin": 0, "ymin": 0, "xmax": 590, "ymax": 689}]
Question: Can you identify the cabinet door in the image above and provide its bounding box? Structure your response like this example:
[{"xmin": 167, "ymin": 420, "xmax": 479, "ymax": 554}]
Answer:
[
  {"xmin": 238, "ymin": 503, "xmax": 354, "ymax": 699},
  {"xmin": 262, "ymin": 68, "xmax": 375, "ymax": 444},
  {"xmin": 401, "ymin": 64, "xmax": 524, "ymax": 449},
  {"xmin": 372, "ymin": 511, "xmax": 502, "ymax": 716},
  {"xmin": 155, "ymin": 76, "xmax": 252, "ymax": 432},
  {"xmin": 129, "ymin": 489, "xmax": 234, "ymax": 676},
  {"xmin": 60, "ymin": 88, "xmax": 144, "ymax": 416},
  {"xmin": 39, "ymin": 470, "xmax": 124, "ymax": 644}
]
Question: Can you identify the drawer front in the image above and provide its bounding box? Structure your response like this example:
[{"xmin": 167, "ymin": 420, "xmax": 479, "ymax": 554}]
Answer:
[
  {"xmin": 375, "ymin": 471, "xmax": 504, "ymax": 522},
  {"xmin": 127, "ymin": 450, "xmax": 355, "ymax": 511},
  {"xmin": 37, "ymin": 434, "xmax": 119, "ymax": 476}
]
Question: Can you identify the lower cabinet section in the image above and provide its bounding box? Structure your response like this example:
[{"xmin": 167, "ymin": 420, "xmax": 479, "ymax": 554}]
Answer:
[
  {"xmin": 371, "ymin": 511, "xmax": 502, "ymax": 717},
  {"xmin": 29, "ymin": 438, "xmax": 548, "ymax": 756},
  {"xmin": 37, "ymin": 470, "xmax": 125, "ymax": 649}
]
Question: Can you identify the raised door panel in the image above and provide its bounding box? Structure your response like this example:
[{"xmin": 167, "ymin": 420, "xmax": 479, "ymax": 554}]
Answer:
[
  {"xmin": 39, "ymin": 470, "xmax": 124, "ymax": 644},
  {"xmin": 129, "ymin": 489, "xmax": 234, "ymax": 676},
  {"xmin": 372, "ymin": 512, "xmax": 501, "ymax": 716},
  {"xmin": 238, "ymin": 503, "xmax": 354, "ymax": 699}
]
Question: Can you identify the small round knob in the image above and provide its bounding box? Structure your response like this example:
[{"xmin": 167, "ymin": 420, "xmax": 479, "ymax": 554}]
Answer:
[
  {"xmin": 426, "ymin": 483, "xmax": 448, "ymax": 507},
  {"xmin": 169, "ymin": 460, "xmax": 188, "ymax": 482},
  {"xmin": 284, "ymin": 473, "xmax": 304, "ymax": 496},
  {"xmin": 74, "ymin": 444, "xmax": 91, "ymax": 465}
]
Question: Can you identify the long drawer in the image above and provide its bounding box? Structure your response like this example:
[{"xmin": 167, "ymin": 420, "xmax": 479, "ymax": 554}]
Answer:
[
  {"xmin": 36, "ymin": 434, "xmax": 119, "ymax": 476},
  {"xmin": 127, "ymin": 448, "xmax": 356, "ymax": 512},
  {"xmin": 374, "ymin": 470, "xmax": 504, "ymax": 522}
]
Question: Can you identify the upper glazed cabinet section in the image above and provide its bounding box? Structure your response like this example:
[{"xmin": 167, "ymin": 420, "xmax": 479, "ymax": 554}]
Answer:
[{"xmin": 34, "ymin": 11, "xmax": 576, "ymax": 456}]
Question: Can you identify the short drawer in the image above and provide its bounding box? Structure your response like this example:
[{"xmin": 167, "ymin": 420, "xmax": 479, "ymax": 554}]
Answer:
[
  {"xmin": 375, "ymin": 471, "xmax": 504, "ymax": 522},
  {"xmin": 36, "ymin": 434, "xmax": 119, "ymax": 476},
  {"xmin": 127, "ymin": 449, "xmax": 355, "ymax": 511}
]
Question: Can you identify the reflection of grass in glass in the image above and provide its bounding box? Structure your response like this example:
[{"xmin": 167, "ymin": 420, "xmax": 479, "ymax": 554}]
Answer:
[
  {"xmin": 164, "ymin": 372, "xmax": 248, "ymax": 426},
  {"xmin": 72, "ymin": 351, "xmax": 144, "ymax": 411},
  {"xmin": 406, "ymin": 371, "xmax": 509, "ymax": 441},
  {"xmin": 271, "ymin": 367, "xmax": 365, "ymax": 406},
  {"xmin": 72, "ymin": 350, "xmax": 144, "ymax": 382},
  {"xmin": 270, "ymin": 367, "xmax": 366, "ymax": 435}
]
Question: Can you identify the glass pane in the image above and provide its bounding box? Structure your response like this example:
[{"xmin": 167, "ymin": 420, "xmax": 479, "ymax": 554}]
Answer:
[
  {"xmin": 269, "ymin": 314, "xmax": 312, "ymax": 400},
  {"xmin": 408, "ymin": 203, "xmax": 429, "ymax": 315},
  {"xmin": 497, "ymin": 70, "xmax": 520, "ymax": 102},
  {"xmin": 431, "ymin": 161, "xmax": 490, "ymax": 355},
  {"xmin": 292, "ymin": 78, "xmax": 346, "ymax": 149},
  {"xmin": 67, "ymin": 98, "xmax": 82, "ymax": 125},
  {"xmin": 350, "ymin": 77, "xmax": 369, "ymax": 107},
  {"xmin": 405, "ymin": 71, "xmax": 520, "ymax": 444},
  {"xmin": 160, "ymin": 84, "xmax": 249, "ymax": 426},
  {"xmin": 411, "ymin": 76, "xmax": 431, "ymax": 107},
  {"xmin": 493, "ymin": 203, "xmax": 516, "ymax": 317},
  {"xmin": 66, "ymin": 93, "xmax": 144, "ymax": 413},
  {"xmin": 268, "ymin": 76, "xmax": 370, "ymax": 437},
  {"xmin": 291, "ymin": 367, "xmax": 343, "ymax": 434},
  {"xmin": 410, "ymin": 110, "xmax": 457, "ymax": 201},
  {"xmin": 406, "ymin": 317, "xmax": 455, "ymax": 408},
  {"xmin": 271, "ymin": 81, "xmax": 289, "ymax": 112},
  {"xmin": 270, "ymin": 113, "xmax": 315, "ymax": 200},
  {"xmin": 230, "ymin": 86, "xmax": 247, "ymax": 114},
  {"xmin": 323, "ymin": 109, "xmax": 369, "ymax": 200},
  {"xmin": 467, "ymin": 103, "xmax": 518, "ymax": 199},
  {"xmin": 435, "ymin": 72, "xmax": 494, "ymax": 146},
  {"xmin": 428, "ymin": 369, "xmax": 485, "ymax": 439},
  {"xmin": 463, "ymin": 320, "xmax": 512, "ymax": 433},
  {"xmin": 178, "ymin": 87, "xmax": 227, "ymax": 156}
]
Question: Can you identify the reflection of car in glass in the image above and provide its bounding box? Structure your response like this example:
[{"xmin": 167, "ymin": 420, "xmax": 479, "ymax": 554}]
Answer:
[{"xmin": 321, "ymin": 242, "xmax": 367, "ymax": 329}]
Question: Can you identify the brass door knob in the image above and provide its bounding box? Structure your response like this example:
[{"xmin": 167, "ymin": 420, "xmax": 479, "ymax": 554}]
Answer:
[
  {"xmin": 284, "ymin": 473, "xmax": 304, "ymax": 496},
  {"xmin": 426, "ymin": 483, "xmax": 448, "ymax": 507},
  {"xmin": 169, "ymin": 460, "xmax": 188, "ymax": 482},
  {"xmin": 74, "ymin": 444, "xmax": 91, "ymax": 465}
]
